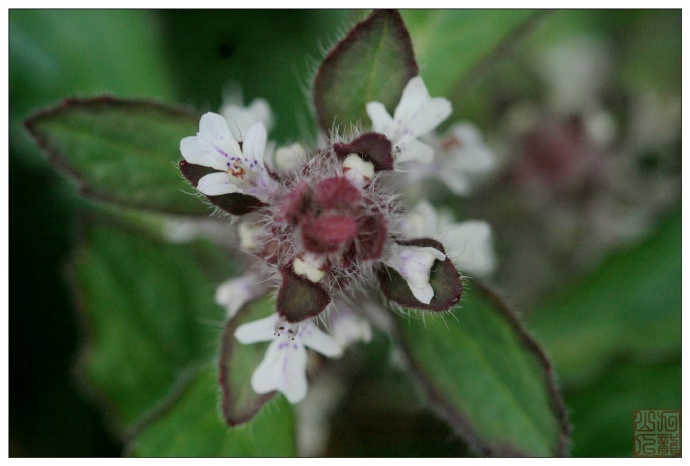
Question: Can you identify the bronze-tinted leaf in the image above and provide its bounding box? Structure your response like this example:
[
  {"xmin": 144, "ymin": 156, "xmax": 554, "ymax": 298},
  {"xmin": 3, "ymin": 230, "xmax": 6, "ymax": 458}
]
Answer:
[
  {"xmin": 378, "ymin": 238, "xmax": 462, "ymax": 312},
  {"xmin": 313, "ymin": 10, "xmax": 418, "ymax": 133},
  {"xmin": 218, "ymin": 296, "xmax": 277, "ymax": 426},
  {"xmin": 333, "ymin": 132, "xmax": 394, "ymax": 172},
  {"xmin": 277, "ymin": 267, "xmax": 331, "ymax": 322}
]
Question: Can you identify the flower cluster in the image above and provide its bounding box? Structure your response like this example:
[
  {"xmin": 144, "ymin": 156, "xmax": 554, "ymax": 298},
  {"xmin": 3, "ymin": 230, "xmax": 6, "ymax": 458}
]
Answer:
[{"xmin": 179, "ymin": 77, "xmax": 495, "ymax": 403}]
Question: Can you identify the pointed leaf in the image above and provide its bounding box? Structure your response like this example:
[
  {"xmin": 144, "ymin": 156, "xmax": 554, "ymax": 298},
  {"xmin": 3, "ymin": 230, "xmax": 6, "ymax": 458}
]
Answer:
[
  {"xmin": 179, "ymin": 160, "xmax": 265, "ymax": 215},
  {"xmin": 73, "ymin": 221, "xmax": 232, "ymax": 432},
  {"xmin": 528, "ymin": 209, "xmax": 681, "ymax": 384},
  {"xmin": 277, "ymin": 267, "xmax": 331, "ymax": 322},
  {"xmin": 129, "ymin": 365, "xmax": 296, "ymax": 457},
  {"xmin": 218, "ymin": 296, "xmax": 278, "ymax": 426},
  {"xmin": 379, "ymin": 238, "xmax": 462, "ymax": 312},
  {"xmin": 25, "ymin": 97, "xmax": 209, "ymax": 215},
  {"xmin": 394, "ymin": 281, "xmax": 570, "ymax": 457},
  {"xmin": 313, "ymin": 10, "xmax": 418, "ymax": 133}
]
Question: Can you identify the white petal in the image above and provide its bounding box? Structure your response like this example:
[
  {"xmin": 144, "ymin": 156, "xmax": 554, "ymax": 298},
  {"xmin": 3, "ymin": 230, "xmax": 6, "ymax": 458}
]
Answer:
[
  {"xmin": 404, "ymin": 97, "xmax": 452, "ymax": 137},
  {"xmin": 300, "ymin": 323, "xmax": 343, "ymax": 358},
  {"xmin": 410, "ymin": 283, "xmax": 434, "ymax": 305},
  {"xmin": 444, "ymin": 221, "xmax": 496, "ymax": 277},
  {"xmin": 342, "ymin": 153, "xmax": 374, "ymax": 188},
  {"xmin": 251, "ymin": 339, "xmax": 308, "ymax": 404},
  {"xmin": 438, "ymin": 170, "xmax": 471, "ymax": 195},
  {"xmin": 393, "ymin": 77, "xmax": 431, "ymax": 124},
  {"xmin": 446, "ymin": 123, "xmax": 496, "ymax": 174},
  {"xmin": 196, "ymin": 172, "xmax": 242, "ymax": 196},
  {"xmin": 401, "ymin": 200, "xmax": 439, "ymax": 239},
  {"xmin": 221, "ymin": 98, "xmax": 274, "ymax": 140},
  {"xmin": 180, "ymin": 135, "xmax": 229, "ymax": 172},
  {"xmin": 392, "ymin": 77, "xmax": 451, "ymax": 138},
  {"xmin": 241, "ymin": 122, "xmax": 267, "ymax": 168},
  {"xmin": 274, "ymin": 143, "xmax": 307, "ymax": 174},
  {"xmin": 366, "ymin": 101, "xmax": 394, "ymax": 135},
  {"xmin": 215, "ymin": 274, "xmax": 261, "ymax": 318},
  {"xmin": 395, "ymin": 138, "xmax": 435, "ymax": 166},
  {"xmin": 234, "ymin": 314, "xmax": 280, "ymax": 344},
  {"xmin": 384, "ymin": 244, "xmax": 445, "ymax": 301},
  {"xmin": 181, "ymin": 113, "xmax": 243, "ymax": 171}
]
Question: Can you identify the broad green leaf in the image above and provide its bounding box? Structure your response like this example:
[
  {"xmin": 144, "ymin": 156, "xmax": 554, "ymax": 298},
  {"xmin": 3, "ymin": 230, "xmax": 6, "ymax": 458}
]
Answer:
[
  {"xmin": 218, "ymin": 296, "xmax": 278, "ymax": 426},
  {"xmin": 528, "ymin": 209, "xmax": 681, "ymax": 384},
  {"xmin": 25, "ymin": 98, "xmax": 208, "ymax": 216},
  {"xmin": 565, "ymin": 357, "xmax": 680, "ymax": 457},
  {"xmin": 313, "ymin": 10, "xmax": 418, "ymax": 133},
  {"xmin": 395, "ymin": 282, "xmax": 569, "ymax": 457},
  {"xmin": 74, "ymin": 221, "xmax": 232, "ymax": 432},
  {"xmin": 129, "ymin": 365, "xmax": 296, "ymax": 457},
  {"xmin": 10, "ymin": 10, "xmax": 176, "ymax": 166},
  {"xmin": 402, "ymin": 10, "xmax": 542, "ymax": 104}
]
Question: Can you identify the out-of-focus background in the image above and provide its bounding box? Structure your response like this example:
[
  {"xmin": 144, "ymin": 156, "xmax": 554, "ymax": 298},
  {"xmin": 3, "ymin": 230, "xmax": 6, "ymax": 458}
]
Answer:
[{"xmin": 9, "ymin": 10, "xmax": 680, "ymax": 457}]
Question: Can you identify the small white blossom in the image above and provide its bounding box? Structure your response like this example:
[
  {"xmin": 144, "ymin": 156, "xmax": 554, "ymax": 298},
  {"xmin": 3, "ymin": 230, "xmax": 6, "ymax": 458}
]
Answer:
[
  {"xmin": 273, "ymin": 143, "xmax": 308, "ymax": 174},
  {"xmin": 443, "ymin": 221, "xmax": 496, "ymax": 278},
  {"xmin": 366, "ymin": 76, "xmax": 451, "ymax": 169},
  {"xmin": 180, "ymin": 113, "xmax": 278, "ymax": 202},
  {"xmin": 402, "ymin": 200, "xmax": 496, "ymax": 277},
  {"xmin": 435, "ymin": 123, "xmax": 496, "ymax": 195},
  {"xmin": 215, "ymin": 273, "xmax": 265, "ymax": 318},
  {"xmin": 342, "ymin": 153, "xmax": 374, "ymax": 188},
  {"xmin": 221, "ymin": 97, "xmax": 274, "ymax": 141},
  {"xmin": 383, "ymin": 242, "xmax": 446, "ymax": 304},
  {"xmin": 235, "ymin": 314, "xmax": 342, "ymax": 404}
]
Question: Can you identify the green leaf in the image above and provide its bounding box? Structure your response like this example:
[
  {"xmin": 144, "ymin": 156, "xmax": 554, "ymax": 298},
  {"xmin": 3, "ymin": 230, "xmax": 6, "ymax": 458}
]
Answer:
[
  {"xmin": 402, "ymin": 10, "xmax": 542, "ymax": 103},
  {"xmin": 313, "ymin": 10, "xmax": 418, "ymax": 133},
  {"xmin": 73, "ymin": 221, "xmax": 232, "ymax": 432},
  {"xmin": 528, "ymin": 209, "xmax": 681, "ymax": 384},
  {"xmin": 218, "ymin": 296, "xmax": 278, "ymax": 426},
  {"xmin": 565, "ymin": 356, "xmax": 680, "ymax": 457},
  {"xmin": 129, "ymin": 365, "xmax": 296, "ymax": 457},
  {"xmin": 25, "ymin": 97, "xmax": 208, "ymax": 216},
  {"xmin": 10, "ymin": 10, "xmax": 176, "ymax": 166},
  {"xmin": 395, "ymin": 282, "xmax": 569, "ymax": 457}
]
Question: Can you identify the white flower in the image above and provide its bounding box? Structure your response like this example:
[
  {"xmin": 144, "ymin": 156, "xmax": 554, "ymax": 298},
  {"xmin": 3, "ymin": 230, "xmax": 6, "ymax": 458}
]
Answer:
[
  {"xmin": 442, "ymin": 221, "xmax": 496, "ymax": 277},
  {"xmin": 366, "ymin": 76, "xmax": 451, "ymax": 169},
  {"xmin": 273, "ymin": 143, "xmax": 308, "ymax": 174},
  {"xmin": 435, "ymin": 123, "xmax": 496, "ymax": 195},
  {"xmin": 383, "ymin": 242, "xmax": 446, "ymax": 304},
  {"xmin": 221, "ymin": 97, "xmax": 274, "ymax": 141},
  {"xmin": 342, "ymin": 153, "xmax": 375, "ymax": 188},
  {"xmin": 401, "ymin": 200, "xmax": 497, "ymax": 277},
  {"xmin": 234, "ymin": 314, "xmax": 343, "ymax": 404},
  {"xmin": 180, "ymin": 113, "xmax": 278, "ymax": 202},
  {"xmin": 215, "ymin": 273, "xmax": 265, "ymax": 318}
]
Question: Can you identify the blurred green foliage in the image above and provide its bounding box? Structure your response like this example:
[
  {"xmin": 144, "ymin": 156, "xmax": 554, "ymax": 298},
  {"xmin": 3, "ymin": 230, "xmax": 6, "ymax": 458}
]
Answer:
[{"xmin": 10, "ymin": 9, "xmax": 680, "ymax": 457}]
